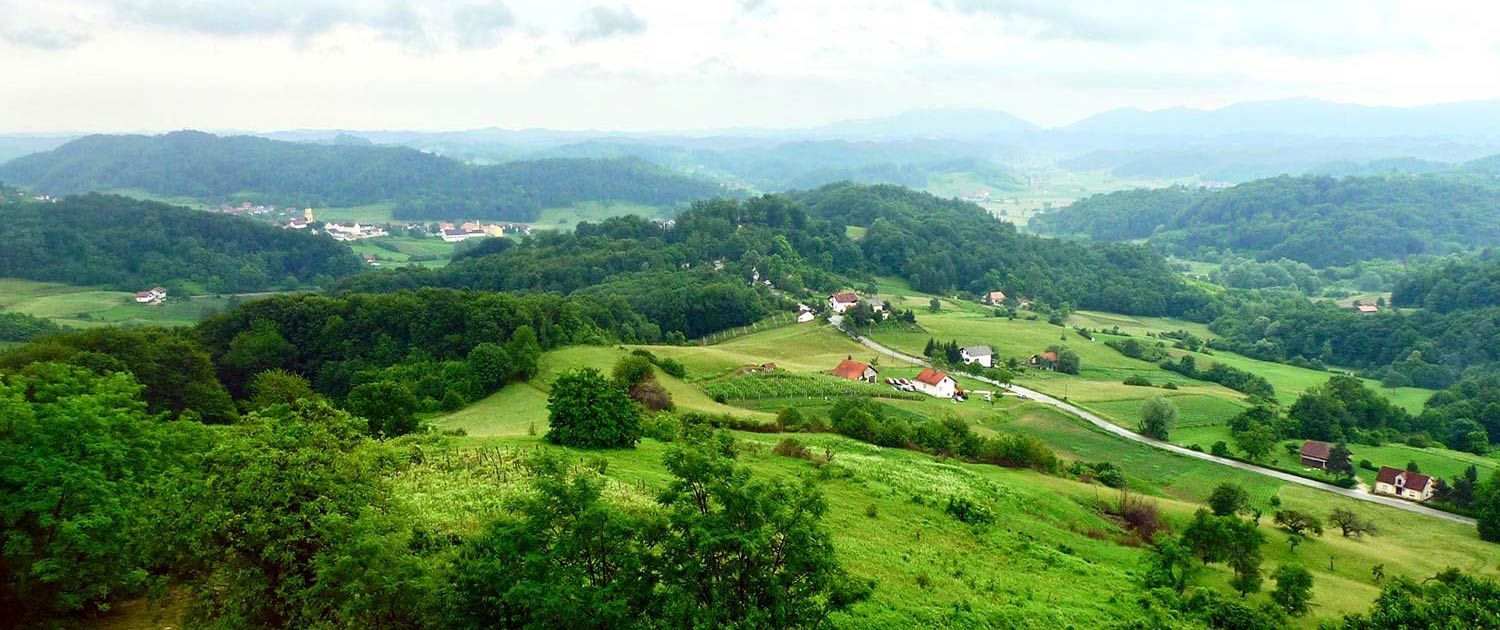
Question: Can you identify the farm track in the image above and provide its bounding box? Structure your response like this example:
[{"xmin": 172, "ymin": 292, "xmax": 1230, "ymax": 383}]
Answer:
[{"xmin": 830, "ymin": 318, "xmax": 1478, "ymax": 526}]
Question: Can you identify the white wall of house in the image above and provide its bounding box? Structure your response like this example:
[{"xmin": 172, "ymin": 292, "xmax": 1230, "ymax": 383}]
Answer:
[
  {"xmin": 915, "ymin": 377, "xmax": 956, "ymax": 398},
  {"xmin": 961, "ymin": 351, "xmax": 993, "ymax": 368}
]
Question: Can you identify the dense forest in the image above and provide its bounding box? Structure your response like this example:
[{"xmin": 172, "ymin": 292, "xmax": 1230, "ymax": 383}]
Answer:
[
  {"xmin": 1032, "ymin": 174, "xmax": 1500, "ymax": 267},
  {"xmin": 0, "ymin": 193, "xmax": 363, "ymax": 292},
  {"xmin": 0, "ymin": 131, "xmax": 726, "ymax": 221},
  {"xmin": 337, "ymin": 184, "xmax": 1217, "ymax": 326}
]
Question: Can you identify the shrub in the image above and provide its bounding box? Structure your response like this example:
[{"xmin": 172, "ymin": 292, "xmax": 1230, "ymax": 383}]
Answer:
[
  {"xmin": 772, "ymin": 437, "xmax": 813, "ymax": 461},
  {"xmin": 1124, "ymin": 375, "xmax": 1154, "ymax": 387},
  {"xmin": 641, "ymin": 414, "xmax": 682, "ymax": 442},
  {"xmin": 1115, "ymin": 490, "xmax": 1165, "ymax": 543},
  {"xmin": 628, "ymin": 379, "xmax": 674, "ymax": 411},
  {"xmin": 1211, "ymin": 441, "xmax": 1231, "ymax": 457},
  {"xmin": 945, "ymin": 496, "xmax": 995, "ymax": 525},
  {"xmin": 1359, "ymin": 459, "xmax": 1376, "ymax": 471}
]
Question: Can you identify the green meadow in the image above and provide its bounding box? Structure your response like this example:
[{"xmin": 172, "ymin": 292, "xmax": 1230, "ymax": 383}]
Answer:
[
  {"xmin": 0, "ymin": 278, "xmax": 241, "ymax": 329},
  {"xmin": 416, "ymin": 323, "xmax": 1500, "ymax": 626}
]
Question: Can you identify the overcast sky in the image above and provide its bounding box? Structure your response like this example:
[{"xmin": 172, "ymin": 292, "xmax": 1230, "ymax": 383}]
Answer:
[{"xmin": 1, "ymin": 0, "xmax": 1497, "ymax": 133}]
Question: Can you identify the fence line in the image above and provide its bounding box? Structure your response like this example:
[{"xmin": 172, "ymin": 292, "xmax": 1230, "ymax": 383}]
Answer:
[{"xmin": 698, "ymin": 311, "xmax": 798, "ymax": 345}]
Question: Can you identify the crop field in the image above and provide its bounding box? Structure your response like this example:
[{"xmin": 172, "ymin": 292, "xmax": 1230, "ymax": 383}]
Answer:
[
  {"xmin": 312, "ymin": 202, "xmax": 398, "ymax": 224},
  {"xmin": 349, "ymin": 236, "xmax": 459, "ymax": 268}
]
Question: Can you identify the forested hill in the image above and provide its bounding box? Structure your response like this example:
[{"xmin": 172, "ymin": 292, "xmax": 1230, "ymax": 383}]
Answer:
[
  {"xmin": 335, "ymin": 183, "xmax": 1216, "ymax": 334},
  {"xmin": 0, "ymin": 131, "xmax": 727, "ymax": 221},
  {"xmin": 0, "ymin": 193, "xmax": 363, "ymax": 292},
  {"xmin": 1032, "ymin": 174, "xmax": 1500, "ymax": 267}
]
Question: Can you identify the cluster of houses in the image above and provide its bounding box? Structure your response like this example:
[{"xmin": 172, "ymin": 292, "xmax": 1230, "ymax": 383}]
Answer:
[
  {"xmin": 437, "ymin": 221, "xmax": 507, "ymax": 242},
  {"xmin": 280, "ymin": 209, "xmax": 529, "ymax": 243},
  {"xmin": 982, "ymin": 290, "xmax": 1032, "ymax": 310},
  {"xmin": 323, "ymin": 221, "xmax": 390, "ymax": 241},
  {"xmin": 133, "ymin": 287, "xmax": 167, "ymax": 305},
  {"xmin": 1298, "ymin": 440, "xmax": 1435, "ymax": 502},
  {"xmin": 830, "ymin": 358, "xmax": 960, "ymax": 399},
  {"xmin": 827, "ymin": 292, "xmax": 891, "ymax": 317},
  {"xmin": 210, "ymin": 202, "xmax": 285, "ymax": 217}
]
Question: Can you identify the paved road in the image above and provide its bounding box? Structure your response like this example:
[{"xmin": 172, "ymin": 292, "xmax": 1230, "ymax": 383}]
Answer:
[{"xmin": 835, "ymin": 320, "xmax": 1477, "ymax": 526}]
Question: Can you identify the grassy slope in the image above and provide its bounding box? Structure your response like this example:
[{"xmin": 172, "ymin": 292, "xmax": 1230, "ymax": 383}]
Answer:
[
  {"xmin": 417, "ymin": 326, "xmax": 1500, "ymax": 626},
  {"xmin": 0, "ymin": 278, "xmax": 238, "ymax": 329}
]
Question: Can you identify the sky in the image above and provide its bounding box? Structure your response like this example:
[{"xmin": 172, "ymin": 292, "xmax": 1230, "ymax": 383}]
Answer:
[{"xmin": 1, "ymin": 0, "xmax": 1498, "ymax": 133}]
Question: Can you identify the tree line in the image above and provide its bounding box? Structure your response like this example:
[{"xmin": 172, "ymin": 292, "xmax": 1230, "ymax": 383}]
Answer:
[
  {"xmin": 0, "ymin": 193, "xmax": 363, "ymax": 292},
  {"xmin": 0, "ymin": 131, "xmax": 726, "ymax": 222},
  {"xmin": 1033, "ymin": 174, "xmax": 1500, "ymax": 267}
]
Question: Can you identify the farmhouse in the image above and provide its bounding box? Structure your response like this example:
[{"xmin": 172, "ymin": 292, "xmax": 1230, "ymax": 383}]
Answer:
[
  {"xmin": 828, "ymin": 292, "xmax": 859, "ymax": 313},
  {"xmin": 831, "ymin": 358, "xmax": 878, "ymax": 383},
  {"xmin": 912, "ymin": 368, "xmax": 957, "ymax": 398},
  {"xmin": 1028, "ymin": 351, "xmax": 1059, "ymax": 371},
  {"xmin": 796, "ymin": 305, "xmax": 816, "ymax": 323},
  {"xmin": 284, "ymin": 218, "xmax": 308, "ymax": 229},
  {"xmin": 960, "ymin": 345, "xmax": 994, "ymax": 368},
  {"xmin": 983, "ymin": 291, "xmax": 1007, "ymax": 306},
  {"xmin": 134, "ymin": 287, "xmax": 167, "ymax": 304},
  {"xmin": 441, "ymin": 228, "xmax": 488, "ymax": 243},
  {"xmin": 1355, "ymin": 304, "xmax": 1379, "ymax": 314},
  {"xmin": 1298, "ymin": 440, "xmax": 1331, "ymax": 470},
  {"xmin": 1374, "ymin": 466, "xmax": 1435, "ymax": 502}
]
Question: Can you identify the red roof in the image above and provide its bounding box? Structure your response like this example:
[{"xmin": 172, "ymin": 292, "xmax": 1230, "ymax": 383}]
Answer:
[
  {"xmin": 135, "ymin": 291, "xmax": 153, "ymax": 298},
  {"xmin": 1299, "ymin": 440, "xmax": 1331, "ymax": 461},
  {"xmin": 1356, "ymin": 304, "xmax": 1379, "ymax": 313},
  {"xmin": 1376, "ymin": 466, "xmax": 1434, "ymax": 491},
  {"xmin": 1037, "ymin": 351, "xmax": 1059, "ymax": 362},
  {"xmin": 832, "ymin": 292, "xmax": 858, "ymax": 304},
  {"xmin": 988, "ymin": 291, "xmax": 1007, "ymax": 301},
  {"xmin": 831, "ymin": 359, "xmax": 872, "ymax": 380},
  {"xmin": 914, "ymin": 368, "xmax": 949, "ymax": 386}
]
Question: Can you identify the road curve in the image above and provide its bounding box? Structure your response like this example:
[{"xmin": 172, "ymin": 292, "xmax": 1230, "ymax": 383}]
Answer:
[{"xmin": 834, "ymin": 320, "xmax": 1477, "ymax": 526}]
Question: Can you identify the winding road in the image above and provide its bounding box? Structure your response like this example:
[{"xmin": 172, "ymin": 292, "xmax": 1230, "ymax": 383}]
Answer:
[{"xmin": 833, "ymin": 318, "xmax": 1476, "ymax": 526}]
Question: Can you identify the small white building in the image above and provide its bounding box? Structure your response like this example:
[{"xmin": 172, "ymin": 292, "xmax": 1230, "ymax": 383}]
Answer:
[
  {"xmin": 796, "ymin": 305, "xmax": 816, "ymax": 323},
  {"xmin": 134, "ymin": 287, "xmax": 167, "ymax": 304},
  {"xmin": 960, "ymin": 345, "xmax": 994, "ymax": 368},
  {"xmin": 441, "ymin": 228, "xmax": 488, "ymax": 243},
  {"xmin": 912, "ymin": 368, "xmax": 957, "ymax": 398}
]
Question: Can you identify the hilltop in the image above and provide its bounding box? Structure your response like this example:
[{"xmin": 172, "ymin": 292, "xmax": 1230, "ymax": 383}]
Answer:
[{"xmin": 0, "ymin": 131, "xmax": 726, "ymax": 222}]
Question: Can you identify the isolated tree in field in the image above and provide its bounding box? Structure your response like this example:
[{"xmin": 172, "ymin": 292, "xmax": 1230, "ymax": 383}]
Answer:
[
  {"xmin": 1271, "ymin": 564, "xmax": 1314, "ymax": 616},
  {"xmin": 1475, "ymin": 469, "xmax": 1500, "ymax": 542},
  {"xmin": 1329, "ymin": 507, "xmax": 1378, "ymax": 538},
  {"xmin": 345, "ymin": 380, "xmax": 419, "ymax": 437},
  {"xmin": 929, "ymin": 298, "xmax": 942, "ymax": 313},
  {"xmin": 1274, "ymin": 510, "xmax": 1324, "ymax": 538},
  {"xmin": 1182, "ymin": 509, "xmax": 1230, "ymax": 565},
  {"xmin": 1138, "ymin": 395, "xmax": 1177, "ymax": 440},
  {"xmin": 1224, "ymin": 518, "xmax": 1266, "ymax": 597},
  {"xmin": 546, "ymin": 367, "xmax": 642, "ymax": 448},
  {"xmin": 1234, "ymin": 424, "xmax": 1277, "ymax": 461},
  {"xmin": 1209, "ymin": 482, "xmax": 1251, "ymax": 517}
]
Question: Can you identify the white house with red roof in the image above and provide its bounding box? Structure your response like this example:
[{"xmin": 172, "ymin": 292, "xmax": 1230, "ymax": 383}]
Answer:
[
  {"xmin": 1374, "ymin": 466, "xmax": 1435, "ymax": 502},
  {"xmin": 912, "ymin": 368, "xmax": 957, "ymax": 398},
  {"xmin": 828, "ymin": 292, "xmax": 859, "ymax": 313},
  {"xmin": 134, "ymin": 287, "xmax": 167, "ymax": 304},
  {"xmin": 983, "ymin": 291, "xmax": 1007, "ymax": 306},
  {"xmin": 831, "ymin": 358, "xmax": 878, "ymax": 382}
]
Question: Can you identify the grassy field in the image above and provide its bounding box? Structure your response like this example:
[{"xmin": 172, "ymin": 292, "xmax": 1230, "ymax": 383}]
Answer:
[
  {"xmin": 924, "ymin": 169, "xmax": 1195, "ymax": 230},
  {"xmin": 415, "ymin": 324, "xmax": 1500, "ymax": 626},
  {"xmin": 0, "ymin": 278, "xmax": 241, "ymax": 328},
  {"xmin": 527, "ymin": 201, "xmax": 668, "ymax": 231},
  {"xmin": 348, "ymin": 236, "xmax": 459, "ymax": 268}
]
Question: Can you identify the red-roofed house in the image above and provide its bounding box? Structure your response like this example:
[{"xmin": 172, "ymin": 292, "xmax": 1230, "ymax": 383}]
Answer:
[
  {"xmin": 1374, "ymin": 466, "xmax": 1435, "ymax": 502},
  {"xmin": 913, "ymin": 368, "xmax": 956, "ymax": 398},
  {"xmin": 828, "ymin": 292, "xmax": 859, "ymax": 313},
  {"xmin": 1298, "ymin": 440, "xmax": 1332, "ymax": 470},
  {"xmin": 134, "ymin": 287, "xmax": 167, "ymax": 304},
  {"xmin": 1028, "ymin": 351, "xmax": 1060, "ymax": 371},
  {"xmin": 983, "ymin": 291, "xmax": 1007, "ymax": 306},
  {"xmin": 831, "ymin": 359, "xmax": 877, "ymax": 382},
  {"xmin": 1356, "ymin": 304, "xmax": 1379, "ymax": 314}
]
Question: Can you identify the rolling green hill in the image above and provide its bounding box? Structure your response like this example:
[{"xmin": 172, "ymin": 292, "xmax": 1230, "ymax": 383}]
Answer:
[{"xmin": 0, "ymin": 131, "xmax": 727, "ymax": 222}]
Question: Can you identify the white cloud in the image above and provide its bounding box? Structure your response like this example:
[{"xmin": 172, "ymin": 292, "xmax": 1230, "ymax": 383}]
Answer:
[{"xmin": 0, "ymin": 0, "xmax": 1496, "ymax": 132}]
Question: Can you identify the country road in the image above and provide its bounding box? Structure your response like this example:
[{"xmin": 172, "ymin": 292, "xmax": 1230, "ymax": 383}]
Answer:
[{"xmin": 831, "ymin": 318, "xmax": 1477, "ymax": 526}]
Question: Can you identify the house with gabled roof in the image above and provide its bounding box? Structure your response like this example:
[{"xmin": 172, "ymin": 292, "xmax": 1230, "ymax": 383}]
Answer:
[
  {"xmin": 1298, "ymin": 440, "xmax": 1332, "ymax": 470},
  {"xmin": 960, "ymin": 345, "xmax": 994, "ymax": 368},
  {"xmin": 828, "ymin": 292, "xmax": 860, "ymax": 313},
  {"xmin": 1356, "ymin": 304, "xmax": 1379, "ymax": 314},
  {"xmin": 1374, "ymin": 466, "xmax": 1435, "ymax": 502},
  {"xmin": 831, "ymin": 358, "xmax": 878, "ymax": 382},
  {"xmin": 1028, "ymin": 351, "xmax": 1059, "ymax": 371},
  {"xmin": 912, "ymin": 368, "xmax": 957, "ymax": 398},
  {"xmin": 983, "ymin": 291, "xmax": 1007, "ymax": 306}
]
